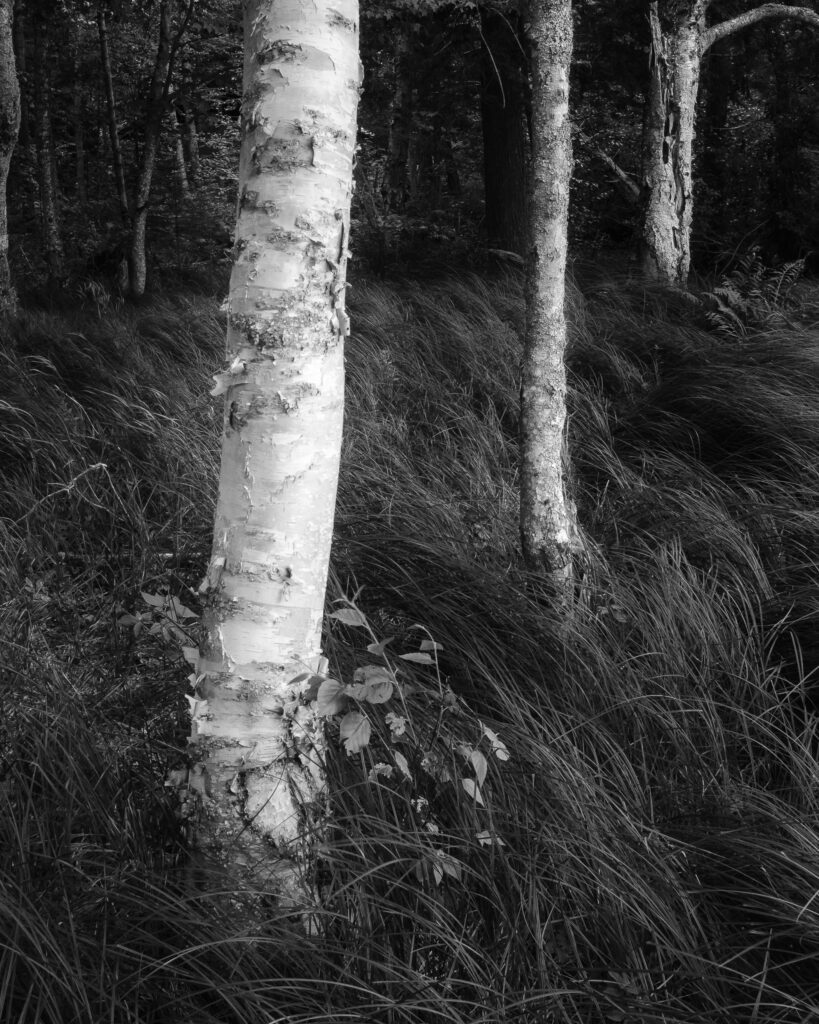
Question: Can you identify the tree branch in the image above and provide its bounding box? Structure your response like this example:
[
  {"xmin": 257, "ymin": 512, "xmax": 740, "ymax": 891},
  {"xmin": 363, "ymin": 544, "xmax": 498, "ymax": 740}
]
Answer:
[
  {"xmin": 703, "ymin": 3, "xmax": 819, "ymax": 53},
  {"xmin": 573, "ymin": 125, "xmax": 640, "ymax": 202}
]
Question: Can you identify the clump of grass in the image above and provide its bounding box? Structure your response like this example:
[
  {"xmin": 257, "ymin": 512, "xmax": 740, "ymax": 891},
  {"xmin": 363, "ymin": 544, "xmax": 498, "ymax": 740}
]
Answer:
[{"xmin": 1, "ymin": 268, "xmax": 819, "ymax": 1022}]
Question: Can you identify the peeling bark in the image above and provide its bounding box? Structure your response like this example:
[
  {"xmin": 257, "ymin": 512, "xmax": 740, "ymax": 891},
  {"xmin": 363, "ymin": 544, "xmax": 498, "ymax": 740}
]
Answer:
[
  {"xmin": 520, "ymin": 0, "xmax": 578, "ymax": 589},
  {"xmin": 0, "ymin": 0, "xmax": 19, "ymax": 312},
  {"xmin": 188, "ymin": 0, "xmax": 360, "ymax": 905},
  {"xmin": 640, "ymin": 0, "xmax": 819, "ymax": 287}
]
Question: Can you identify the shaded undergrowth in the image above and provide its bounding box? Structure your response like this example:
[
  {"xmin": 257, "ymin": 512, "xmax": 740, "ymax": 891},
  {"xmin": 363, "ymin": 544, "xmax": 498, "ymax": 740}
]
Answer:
[{"xmin": 1, "ymin": 269, "xmax": 818, "ymax": 1022}]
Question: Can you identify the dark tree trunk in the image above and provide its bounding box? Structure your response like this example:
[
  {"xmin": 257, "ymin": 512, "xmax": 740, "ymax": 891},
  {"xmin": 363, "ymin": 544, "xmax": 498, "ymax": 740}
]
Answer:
[
  {"xmin": 32, "ymin": 9, "xmax": 63, "ymax": 281},
  {"xmin": 0, "ymin": 0, "xmax": 20, "ymax": 312},
  {"xmin": 72, "ymin": 19, "xmax": 87, "ymax": 207},
  {"xmin": 12, "ymin": 0, "xmax": 24, "ymax": 147},
  {"xmin": 480, "ymin": 8, "xmax": 528, "ymax": 255},
  {"xmin": 183, "ymin": 106, "xmax": 199, "ymax": 186},
  {"xmin": 98, "ymin": 7, "xmax": 130, "ymax": 227},
  {"xmin": 384, "ymin": 23, "xmax": 413, "ymax": 209}
]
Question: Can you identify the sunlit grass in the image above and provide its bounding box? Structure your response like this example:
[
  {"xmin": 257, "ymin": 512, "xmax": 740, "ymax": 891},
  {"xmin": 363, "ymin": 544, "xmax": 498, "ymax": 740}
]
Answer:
[{"xmin": 1, "ymin": 269, "xmax": 818, "ymax": 1021}]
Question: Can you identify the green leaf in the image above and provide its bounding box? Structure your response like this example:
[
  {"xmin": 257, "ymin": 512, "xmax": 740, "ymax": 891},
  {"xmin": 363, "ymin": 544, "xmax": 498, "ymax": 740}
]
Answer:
[
  {"xmin": 141, "ymin": 591, "xmax": 166, "ymax": 608},
  {"xmin": 470, "ymin": 749, "xmax": 488, "ymax": 787},
  {"xmin": 398, "ymin": 651, "xmax": 433, "ymax": 664},
  {"xmin": 419, "ymin": 639, "xmax": 443, "ymax": 652},
  {"xmin": 339, "ymin": 710, "xmax": 371, "ymax": 754},
  {"xmin": 461, "ymin": 778, "xmax": 485, "ymax": 805},
  {"xmin": 117, "ymin": 613, "xmax": 139, "ymax": 626},
  {"xmin": 316, "ymin": 678, "xmax": 346, "ymax": 716},
  {"xmin": 476, "ymin": 830, "xmax": 506, "ymax": 847},
  {"xmin": 330, "ymin": 607, "xmax": 368, "ymax": 627},
  {"xmin": 366, "ymin": 637, "xmax": 393, "ymax": 656},
  {"xmin": 481, "ymin": 721, "xmax": 510, "ymax": 761},
  {"xmin": 393, "ymin": 750, "xmax": 412, "ymax": 779},
  {"xmin": 170, "ymin": 597, "xmax": 198, "ymax": 620},
  {"xmin": 356, "ymin": 665, "xmax": 394, "ymax": 703}
]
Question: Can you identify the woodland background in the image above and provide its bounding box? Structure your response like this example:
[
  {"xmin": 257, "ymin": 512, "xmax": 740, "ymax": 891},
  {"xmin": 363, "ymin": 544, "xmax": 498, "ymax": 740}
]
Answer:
[{"xmin": 2, "ymin": 1, "xmax": 819, "ymax": 1023}]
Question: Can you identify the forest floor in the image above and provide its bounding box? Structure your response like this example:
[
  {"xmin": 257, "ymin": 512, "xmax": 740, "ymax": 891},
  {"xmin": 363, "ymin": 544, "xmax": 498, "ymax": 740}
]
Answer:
[{"xmin": 1, "ymin": 261, "xmax": 819, "ymax": 1023}]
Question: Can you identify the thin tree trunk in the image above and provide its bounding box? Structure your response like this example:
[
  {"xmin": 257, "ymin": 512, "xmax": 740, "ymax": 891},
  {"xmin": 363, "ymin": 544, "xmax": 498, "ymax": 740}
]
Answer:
[
  {"xmin": 98, "ymin": 7, "xmax": 129, "ymax": 225},
  {"xmin": 31, "ymin": 9, "xmax": 63, "ymax": 282},
  {"xmin": 183, "ymin": 106, "xmax": 199, "ymax": 185},
  {"xmin": 0, "ymin": 0, "xmax": 20, "ymax": 312},
  {"xmin": 183, "ymin": 0, "xmax": 360, "ymax": 902},
  {"xmin": 520, "ymin": 0, "xmax": 577, "ymax": 587},
  {"xmin": 129, "ymin": 0, "xmax": 173, "ymax": 296},
  {"xmin": 167, "ymin": 87, "xmax": 189, "ymax": 197},
  {"xmin": 72, "ymin": 19, "xmax": 87, "ymax": 207},
  {"xmin": 384, "ymin": 23, "xmax": 412, "ymax": 209},
  {"xmin": 480, "ymin": 9, "xmax": 528, "ymax": 255}
]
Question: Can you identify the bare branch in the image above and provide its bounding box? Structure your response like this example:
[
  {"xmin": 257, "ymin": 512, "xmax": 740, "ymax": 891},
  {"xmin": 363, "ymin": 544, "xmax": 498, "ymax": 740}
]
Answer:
[
  {"xmin": 703, "ymin": 3, "xmax": 819, "ymax": 52},
  {"xmin": 573, "ymin": 125, "xmax": 640, "ymax": 202}
]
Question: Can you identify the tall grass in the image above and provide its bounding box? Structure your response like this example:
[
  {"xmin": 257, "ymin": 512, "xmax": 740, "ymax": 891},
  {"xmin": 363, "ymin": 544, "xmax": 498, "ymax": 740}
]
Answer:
[{"xmin": 1, "ymin": 268, "xmax": 818, "ymax": 1022}]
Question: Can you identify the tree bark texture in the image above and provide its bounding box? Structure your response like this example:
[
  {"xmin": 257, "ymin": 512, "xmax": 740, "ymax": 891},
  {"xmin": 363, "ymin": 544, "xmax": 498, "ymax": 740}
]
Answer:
[
  {"xmin": 167, "ymin": 88, "xmax": 190, "ymax": 197},
  {"xmin": 520, "ymin": 0, "xmax": 576, "ymax": 585},
  {"xmin": 639, "ymin": 0, "xmax": 819, "ymax": 287},
  {"xmin": 188, "ymin": 0, "xmax": 360, "ymax": 902},
  {"xmin": 98, "ymin": 8, "xmax": 129, "ymax": 226},
  {"xmin": 12, "ymin": 0, "xmax": 24, "ymax": 147},
  {"xmin": 0, "ymin": 0, "xmax": 19, "ymax": 312},
  {"xmin": 480, "ymin": 9, "xmax": 528, "ymax": 255},
  {"xmin": 639, "ymin": 0, "xmax": 705, "ymax": 286},
  {"xmin": 31, "ymin": 8, "xmax": 63, "ymax": 282}
]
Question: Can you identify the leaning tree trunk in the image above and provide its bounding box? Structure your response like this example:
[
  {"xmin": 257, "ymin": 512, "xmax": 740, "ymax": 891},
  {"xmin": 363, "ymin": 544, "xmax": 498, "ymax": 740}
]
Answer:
[
  {"xmin": 640, "ymin": 0, "xmax": 705, "ymax": 286},
  {"xmin": 0, "ymin": 0, "xmax": 20, "ymax": 313},
  {"xmin": 520, "ymin": 0, "xmax": 577, "ymax": 588},
  {"xmin": 31, "ymin": 8, "xmax": 63, "ymax": 282},
  {"xmin": 185, "ymin": 0, "xmax": 360, "ymax": 903}
]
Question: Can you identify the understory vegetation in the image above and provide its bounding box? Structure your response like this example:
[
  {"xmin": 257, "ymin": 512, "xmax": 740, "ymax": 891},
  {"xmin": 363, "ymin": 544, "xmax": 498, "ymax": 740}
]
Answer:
[{"xmin": 1, "ymin": 264, "xmax": 819, "ymax": 1023}]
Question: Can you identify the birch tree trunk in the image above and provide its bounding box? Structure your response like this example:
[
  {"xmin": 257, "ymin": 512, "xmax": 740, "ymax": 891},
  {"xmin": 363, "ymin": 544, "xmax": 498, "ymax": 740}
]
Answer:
[
  {"xmin": 187, "ymin": 0, "xmax": 360, "ymax": 903},
  {"xmin": 520, "ymin": 0, "xmax": 577, "ymax": 587},
  {"xmin": 639, "ymin": 0, "xmax": 819, "ymax": 287},
  {"xmin": 0, "ymin": 0, "xmax": 20, "ymax": 313},
  {"xmin": 639, "ymin": 1, "xmax": 704, "ymax": 286}
]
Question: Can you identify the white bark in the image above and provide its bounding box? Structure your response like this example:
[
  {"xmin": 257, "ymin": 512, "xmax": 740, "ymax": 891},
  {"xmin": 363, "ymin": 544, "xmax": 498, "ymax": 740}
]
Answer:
[
  {"xmin": 520, "ymin": 0, "xmax": 577, "ymax": 587},
  {"xmin": 187, "ymin": 0, "xmax": 360, "ymax": 904}
]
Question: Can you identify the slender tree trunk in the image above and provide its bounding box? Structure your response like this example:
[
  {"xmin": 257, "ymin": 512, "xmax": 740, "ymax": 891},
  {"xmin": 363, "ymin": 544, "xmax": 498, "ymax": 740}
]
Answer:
[
  {"xmin": 639, "ymin": 0, "xmax": 704, "ymax": 286},
  {"xmin": 0, "ymin": 0, "xmax": 20, "ymax": 313},
  {"xmin": 129, "ymin": 0, "xmax": 174, "ymax": 296},
  {"xmin": 98, "ymin": 8, "xmax": 129, "ymax": 226},
  {"xmin": 480, "ymin": 9, "xmax": 528, "ymax": 255},
  {"xmin": 72, "ymin": 19, "xmax": 86, "ymax": 207},
  {"xmin": 31, "ymin": 9, "xmax": 63, "ymax": 282},
  {"xmin": 183, "ymin": 106, "xmax": 199, "ymax": 186},
  {"xmin": 167, "ymin": 87, "xmax": 189, "ymax": 197},
  {"xmin": 384, "ymin": 22, "xmax": 412, "ymax": 209},
  {"xmin": 184, "ymin": 0, "xmax": 360, "ymax": 901},
  {"xmin": 520, "ymin": 0, "xmax": 577, "ymax": 586}
]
